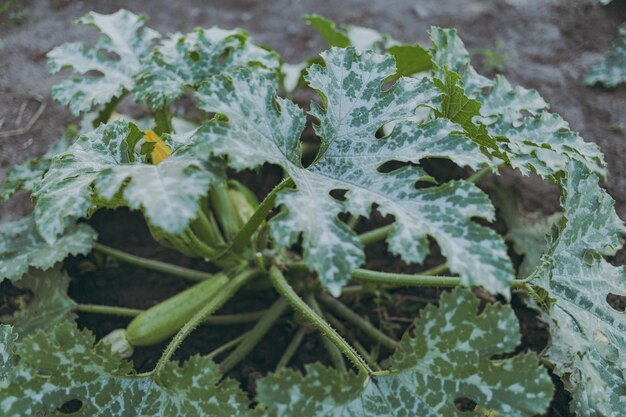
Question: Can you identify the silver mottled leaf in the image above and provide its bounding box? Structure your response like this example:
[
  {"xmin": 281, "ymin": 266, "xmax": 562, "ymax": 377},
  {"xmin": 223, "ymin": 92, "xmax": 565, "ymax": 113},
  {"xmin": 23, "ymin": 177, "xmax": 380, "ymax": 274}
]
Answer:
[
  {"xmin": 257, "ymin": 288, "xmax": 553, "ymax": 417},
  {"xmin": 0, "ymin": 216, "xmax": 96, "ymax": 281},
  {"xmin": 33, "ymin": 120, "xmax": 221, "ymax": 243},
  {"xmin": 0, "ymin": 325, "xmax": 16, "ymax": 387},
  {"xmin": 583, "ymin": 25, "xmax": 626, "ymax": 87},
  {"xmin": 536, "ymin": 161, "xmax": 626, "ymax": 417},
  {"xmin": 196, "ymin": 48, "xmax": 512, "ymax": 295},
  {"xmin": 48, "ymin": 9, "xmax": 159, "ymax": 115},
  {"xmin": 0, "ymin": 321, "xmax": 253, "ymax": 417},
  {"xmin": 134, "ymin": 27, "xmax": 279, "ymax": 109}
]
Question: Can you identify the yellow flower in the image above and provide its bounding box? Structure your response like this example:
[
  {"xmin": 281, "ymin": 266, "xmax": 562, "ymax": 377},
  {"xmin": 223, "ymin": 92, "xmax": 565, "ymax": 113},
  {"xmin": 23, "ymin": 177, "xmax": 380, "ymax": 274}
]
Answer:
[{"xmin": 144, "ymin": 130, "xmax": 171, "ymax": 165}]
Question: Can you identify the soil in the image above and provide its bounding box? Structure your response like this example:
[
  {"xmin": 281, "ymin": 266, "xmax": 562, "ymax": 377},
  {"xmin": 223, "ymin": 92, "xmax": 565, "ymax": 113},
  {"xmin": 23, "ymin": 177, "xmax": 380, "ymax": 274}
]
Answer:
[{"xmin": 1, "ymin": 0, "xmax": 625, "ymax": 416}]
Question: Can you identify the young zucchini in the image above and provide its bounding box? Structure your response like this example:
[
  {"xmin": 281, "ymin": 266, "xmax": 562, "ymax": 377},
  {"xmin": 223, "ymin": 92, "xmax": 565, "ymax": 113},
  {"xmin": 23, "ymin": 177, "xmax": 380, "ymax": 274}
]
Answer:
[{"xmin": 126, "ymin": 272, "xmax": 230, "ymax": 346}]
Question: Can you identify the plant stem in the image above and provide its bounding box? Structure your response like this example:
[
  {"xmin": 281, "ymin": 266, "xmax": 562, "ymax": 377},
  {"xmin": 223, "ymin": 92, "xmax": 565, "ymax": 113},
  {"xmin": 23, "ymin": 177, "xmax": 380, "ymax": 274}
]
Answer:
[
  {"xmin": 192, "ymin": 206, "xmax": 225, "ymax": 248},
  {"xmin": 153, "ymin": 267, "xmax": 258, "ymax": 378},
  {"xmin": 353, "ymin": 339, "xmax": 382, "ymax": 372},
  {"xmin": 276, "ymin": 324, "xmax": 309, "ymax": 370},
  {"xmin": 75, "ymin": 303, "xmax": 269, "ymax": 325},
  {"xmin": 93, "ymin": 93, "xmax": 125, "ymax": 127},
  {"xmin": 75, "ymin": 304, "xmax": 141, "ymax": 317},
  {"xmin": 346, "ymin": 215, "xmax": 360, "ymax": 229},
  {"xmin": 318, "ymin": 293, "xmax": 398, "ymax": 351},
  {"xmin": 217, "ymin": 177, "xmax": 295, "ymax": 258},
  {"xmin": 154, "ymin": 106, "xmax": 173, "ymax": 135},
  {"xmin": 466, "ymin": 165, "xmax": 492, "ymax": 183},
  {"xmin": 219, "ymin": 298, "xmax": 290, "ymax": 373},
  {"xmin": 210, "ymin": 182, "xmax": 241, "ymax": 241},
  {"xmin": 269, "ymin": 266, "xmax": 372, "ymax": 376},
  {"xmin": 93, "ymin": 242, "xmax": 214, "ymax": 282},
  {"xmin": 305, "ymin": 294, "xmax": 346, "ymax": 372},
  {"xmin": 358, "ymin": 224, "xmax": 394, "ymax": 246},
  {"xmin": 353, "ymin": 268, "xmax": 528, "ymax": 289},
  {"xmin": 208, "ymin": 332, "xmax": 249, "ymax": 359},
  {"xmin": 352, "ymin": 268, "xmax": 461, "ymax": 287},
  {"xmin": 183, "ymin": 229, "xmax": 219, "ymax": 259}
]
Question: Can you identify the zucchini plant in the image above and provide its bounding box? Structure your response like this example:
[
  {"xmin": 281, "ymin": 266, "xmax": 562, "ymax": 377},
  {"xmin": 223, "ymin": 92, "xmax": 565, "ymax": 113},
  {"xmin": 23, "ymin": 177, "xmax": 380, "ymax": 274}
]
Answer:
[{"xmin": 0, "ymin": 9, "xmax": 623, "ymax": 417}]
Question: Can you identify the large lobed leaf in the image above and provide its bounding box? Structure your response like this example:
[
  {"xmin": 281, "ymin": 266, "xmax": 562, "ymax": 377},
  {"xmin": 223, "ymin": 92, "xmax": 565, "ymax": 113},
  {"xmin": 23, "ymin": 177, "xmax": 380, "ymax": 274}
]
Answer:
[
  {"xmin": 583, "ymin": 24, "xmax": 626, "ymax": 87},
  {"xmin": 2, "ymin": 267, "xmax": 76, "ymax": 334},
  {"xmin": 0, "ymin": 321, "xmax": 253, "ymax": 417},
  {"xmin": 257, "ymin": 288, "xmax": 553, "ymax": 417},
  {"xmin": 429, "ymin": 27, "xmax": 606, "ymax": 179},
  {"xmin": 195, "ymin": 48, "xmax": 515, "ymax": 296},
  {"xmin": 48, "ymin": 9, "xmax": 159, "ymax": 115},
  {"xmin": 134, "ymin": 27, "xmax": 279, "ymax": 110},
  {"xmin": 0, "ymin": 216, "xmax": 96, "ymax": 281},
  {"xmin": 32, "ymin": 120, "xmax": 222, "ymax": 243},
  {"xmin": 535, "ymin": 161, "xmax": 626, "ymax": 417}
]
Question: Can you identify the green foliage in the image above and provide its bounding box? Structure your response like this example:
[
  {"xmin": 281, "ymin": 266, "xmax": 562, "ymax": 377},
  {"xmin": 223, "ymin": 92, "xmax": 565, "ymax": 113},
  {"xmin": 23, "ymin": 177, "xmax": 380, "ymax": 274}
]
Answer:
[
  {"xmin": 257, "ymin": 288, "xmax": 553, "ymax": 417},
  {"xmin": 0, "ymin": 321, "xmax": 252, "ymax": 417},
  {"xmin": 583, "ymin": 25, "xmax": 626, "ymax": 87},
  {"xmin": 0, "ymin": 216, "xmax": 96, "ymax": 281},
  {"xmin": 1, "ymin": 10, "xmax": 623, "ymax": 417},
  {"xmin": 534, "ymin": 161, "xmax": 626, "ymax": 417},
  {"xmin": 32, "ymin": 120, "xmax": 222, "ymax": 243},
  {"xmin": 47, "ymin": 9, "xmax": 159, "ymax": 115}
]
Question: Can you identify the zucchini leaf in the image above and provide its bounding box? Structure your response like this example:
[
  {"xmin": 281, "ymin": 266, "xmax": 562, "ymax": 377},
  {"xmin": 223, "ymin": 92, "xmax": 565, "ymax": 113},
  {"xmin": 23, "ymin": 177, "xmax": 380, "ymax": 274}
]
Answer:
[
  {"xmin": 429, "ymin": 27, "xmax": 606, "ymax": 179},
  {"xmin": 583, "ymin": 25, "xmax": 626, "ymax": 87},
  {"xmin": 196, "ymin": 48, "xmax": 514, "ymax": 296},
  {"xmin": 0, "ymin": 216, "xmax": 96, "ymax": 281},
  {"xmin": 257, "ymin": 288, "xmax": 553, "ymax": 417},
  {"xmin": 32, "ymin": 120, "xmax": 222, "ymax": 243},
  {"xmin": 305, "ymin": 14, "xmax": 432, "ymax": 77},
  {"xmin": 0, "ymin": 321, "xmax": 253, "ymax": 417},
  {"xmin": 2, "ymin": 267, "xmax": 76, "ymax": 334},
  {"xmin": 47, "ymin": 9, "xmax": 159, "ymax": 115},
  {"xmin": 535, "ymin": 161, "xmax": 626, "ymax": 417},
  {"xmin": 135, "ymin": 27, "xmax": 279, "ymax": 110},
  {"xmin": 0, "ymin": 325, "xmax": 16, "ymax": 387}
]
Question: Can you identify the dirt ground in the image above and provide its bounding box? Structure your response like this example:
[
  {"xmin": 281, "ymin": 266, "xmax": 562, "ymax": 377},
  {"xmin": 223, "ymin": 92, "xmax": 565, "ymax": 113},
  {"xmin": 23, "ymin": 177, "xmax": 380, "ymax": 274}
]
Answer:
[{"xmin": 1, "ymin": 0, "xmax": 625, "ymax": 416}]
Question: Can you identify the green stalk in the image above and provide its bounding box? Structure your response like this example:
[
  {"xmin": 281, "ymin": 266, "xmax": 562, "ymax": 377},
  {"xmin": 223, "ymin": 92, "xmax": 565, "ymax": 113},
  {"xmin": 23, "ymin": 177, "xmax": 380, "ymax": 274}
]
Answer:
[
  {"xmin": 93, "ymin": 93, "xmax": 125, "ymax": 127},
  {"xmin": 358, "ymin": 224, "xmax": 394, "ymax": 246},
  {"xmin": 93, "ymin": 242, "xmax": 214, "ymax": 282},
  {"xmin": 352, "ymin": 268, "xmax": 461, "ymax": 287},
  {"xmin": 154, "ymin": 106, "xmax": 173, "ymax": 135},
  {"xmin": 191, "ymin": 206, "xmax": 225, "ymax": 248},
  {"xmin": 75, "ymin": 304, "xmax": 141, "ymax": 317},
  {"xmin": 305, "ymin": 294, "xmax": 346, "ymax": 372},
  {"xmin": 466, "ymin": 165, "xmax": 493, "ymax": 184},
  {"xmin": 269, "ymin": 266, "xmax": 372, "ymax": 376},
  {"xmin": 353, "ymin": 339, "xmax": 382, "ymax": 372},
  {"xmin": 153, "ymin": 267, "xmax": 258, "ymax": 378},
  {"xmin": 75, "ymin": 303, "xmax": 268, "ymax": 325},
  {"xmin": 183, "ymin": 229, "xmax": 219, "ymax": 259},
  {"xmin": 208, "ymin": 332, "xmax": 249, "ymax": 359},
  {"xmin": 217, "ymin": 177, "xmax": 294, "ymax": 258},
  {"xmin": 276, "ymin": 325, "xmax": 309, "ymax": 370},
  {"xmin": 318, "ymin": 293, "xmax": 398, "ymax": 351},
  {"xmin": 219, "ymin": 298, "xmax": 290, "ymax": 373},
  {"xmin": 210, "ymin": 182, "xmax": 241, "ymax": 241}
]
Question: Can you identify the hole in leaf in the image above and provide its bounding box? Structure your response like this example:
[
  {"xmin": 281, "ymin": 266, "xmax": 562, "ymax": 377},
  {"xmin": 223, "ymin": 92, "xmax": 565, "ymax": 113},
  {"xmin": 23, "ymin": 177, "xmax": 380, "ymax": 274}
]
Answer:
[
  {"xmin": 58, "ymin": 399, "xmax": 83, "ymax": 414},
  {"xmin": 329, "ymin": 189, "xmax": 348, "ymax": 202},
  {"xmin": 84, "ymin": 69, "xmax": 105, "ymax": 78},
  {"xmin": 607, "ymin": 293, "xmax": 626, "ymax": 312},
  {"xmin": 454, "ymin": 397, "xmax": 477, "ymax": 412},
  {"xmin": 377, "ymin": 160, "xmax": 405, "ymax": 174},
  {"xmin": 0, "ymin": 279, "xmax": 33, "ymax": 321},
  {"xmin": 188, "ymin": 50, "xmax": 201, "ymax": 62}
]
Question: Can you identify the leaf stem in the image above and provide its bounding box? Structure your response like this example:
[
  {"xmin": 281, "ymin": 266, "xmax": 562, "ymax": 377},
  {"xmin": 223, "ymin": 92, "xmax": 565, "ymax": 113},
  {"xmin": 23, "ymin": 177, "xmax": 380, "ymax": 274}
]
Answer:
[
  {"xmin": 154, "ymin": 106, "xmax": 173, "ymax": 135},
  {"xmin": 208, "ymin": 331, "xmax": 249, "ymax": 359},
  {"xmin": 93, "ymin": 242, "xmax": 214, "ymax": 282},
  {"xmin": 219, "ymin": 297, "xmax": 290, "ymax": 373},
  {"xmin": 358, "ymin": 224, "xmax": 394, "ymax": 246},
  {"xmin": 75, "ymin": 303, "xmax": 268, "ymax": 325},
  {"xmin": 466, "ymin": 165, "xmax": 492, "ymax": 183},
  {"xmin": 154, "ymin": 267, "xmax": 258, "ymax": 378},
  {"xmin": 269, "ymin": 266, "xmax": 372, "ymax": 376},
  {"xmin": 305, "ymin": 294, "xmax": 346, "ymax": 372},
  {"xmin": 210, "ymin": 182, "xmax": 241, "ymax": 241},
  {"xmin": 318, "ymin": 293, "xmax": 398, "ymax": 351},
  {"xmin": 217, "ymin": 177, "xmax": 295, "ymax": 258},
  {"xmin": 352, "ymin": 339, "xmax": 382, "ymax": 372},
  {"xmin": 275, "ymin": 324, "xmax": 309, "ymax": 370},
  {"xmin": 75, "ymin": 304, "xmax": 141, "ymax": 317}
]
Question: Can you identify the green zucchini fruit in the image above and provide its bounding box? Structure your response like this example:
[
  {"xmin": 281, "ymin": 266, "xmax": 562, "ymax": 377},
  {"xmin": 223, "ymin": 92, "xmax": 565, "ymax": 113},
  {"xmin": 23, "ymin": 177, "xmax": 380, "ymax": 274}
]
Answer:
[{"xmin": 126, "ymin": 272, "xmax": 229, "ymax": 346}]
